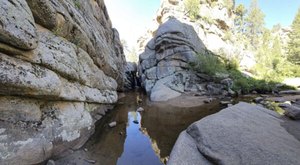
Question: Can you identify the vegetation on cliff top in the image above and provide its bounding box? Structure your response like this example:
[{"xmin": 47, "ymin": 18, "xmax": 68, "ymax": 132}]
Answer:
[
  {"xmin": 288, "ymin": 8, "xmax": 300, "ymax": 65},
  {"xmin": 191, "ymin": 0, "xmax": 300, "ymax": 93}
]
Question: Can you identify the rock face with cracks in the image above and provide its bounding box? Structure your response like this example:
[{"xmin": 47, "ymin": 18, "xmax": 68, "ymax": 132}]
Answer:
[
  {"xmin": 138, "ymin": 0, "xmax": 245, "ymax": 101},
  {"xmin": 0, "ymin": 0, "xmax": 125, "ymax": 164},
  {"xmin": 138, "ymin": 18, "xmax": 232, "ymax": 101}
]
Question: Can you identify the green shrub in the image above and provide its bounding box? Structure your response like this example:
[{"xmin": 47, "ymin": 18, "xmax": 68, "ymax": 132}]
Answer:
[
  {"xmin": 202, "ymin": 16, "xmax": 215, "ymax": 24},
  {"xmin": 190, "ymin": 53, "xmax": 226, "ymax": 75},
  {"xmin": 73, "ymin": 0, "xmax": 81, "ymax": 9},
  {"xmin": 223, "ymin": 31, "xmax": 233, "ymax": 41},
  {"xmin": 190, "ymin": 52, "xmax": 293, "ymax": 94},
  {"xmin": 184, "ymin": 0, "xmax": 200, "ymax": 21}
]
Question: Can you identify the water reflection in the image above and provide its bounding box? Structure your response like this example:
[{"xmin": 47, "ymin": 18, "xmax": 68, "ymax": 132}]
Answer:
[
  {"xmin": 56, "ymin": 90, "xmax": 221, "ymax": 165},
  {"xmin": 140, "ymin": 97, "xmax": 221, "ymax": 163},
  {"xmin": 117, "ymin": 111, "xmax": 162, "ymax": 165}
]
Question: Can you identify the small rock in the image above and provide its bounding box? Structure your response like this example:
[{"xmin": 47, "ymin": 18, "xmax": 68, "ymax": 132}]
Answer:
[
  {"xmin": 228, "ymin": 89, "xmax": 235, "ymax": 96},
  {"xmin": 228, "ymin": 104, "xmax": 233, "ymax": 107},
  {"xmin": 119, "ymin": 132, "xmax": 123, "ymax": 135},
  {"xmin": 84, "ymin": 148, "xmax": 88, "ymax": 152},
  {"xmin": 220, "ymin": 78, "xmax": 233, "ymax": 88},
  {"xmin": 279, "ymin": 90, "xmax": 300, "ymax": 95},
  {"xmin": 109, "ymin": 121, "xmax": 117, "ymax": 128},
  {"xmin": 46, "ymin": 160, "xmax": 55, "ymax": 165},
  {"xmin": 252, "ymin": 91, "xmax": 258, "ymax": 94},
  {"xmin": 204, "ymin": 98, "xmax": 213, "ymax": 103},
  {"xmin": 136, "ymin": 107, "xmax": 144, "ymax": 112},
  {"xmin": 283, "ymin": 105, "xmax": 300, "ymax": 120},
  {"xmin": 220, "ymin": 101, "xmax": 231, "ymax": 105},
  {"xmin": 84, "ymin": 159, "xmax": 96, "ymax": 164},
  {"xmin": 278, "ymin": 103, "xmax": 291, "ymax": 108},
  {"xmin": 133, "ymin": 120, "xmax": 139, "ymax": 124},
  {"xmin": 253, "ymin": 97, "xmax": 264, "ymax": 103}
]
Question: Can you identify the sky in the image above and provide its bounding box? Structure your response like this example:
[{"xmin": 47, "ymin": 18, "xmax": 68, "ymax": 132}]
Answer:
[
  {"xmin": 104, "ymin": 0, "xmax": 160, "ymax": 49},
  {"xmin": 104, "ymin": 0, "xmax": 300, "ymax": 48},
  {"xmin": 236, "ymin": 0, "xmax": 300, "ymax": 29}
]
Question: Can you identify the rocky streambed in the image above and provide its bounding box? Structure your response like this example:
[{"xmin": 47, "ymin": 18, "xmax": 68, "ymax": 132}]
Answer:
[{"xmin": 52, "ymin": 90, "xmax": 300, "ymax": 165}]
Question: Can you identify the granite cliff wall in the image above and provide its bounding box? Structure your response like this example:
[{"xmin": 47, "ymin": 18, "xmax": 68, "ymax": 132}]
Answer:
[{"xmin": 0, "ymin": 0, "xmax": 125, "ymax": 164}]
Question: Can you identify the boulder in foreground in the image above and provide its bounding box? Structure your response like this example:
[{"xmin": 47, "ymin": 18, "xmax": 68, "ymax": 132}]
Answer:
[{"xmin": 168, "ymin": 102, "xmax": 300, "ymax": 165}]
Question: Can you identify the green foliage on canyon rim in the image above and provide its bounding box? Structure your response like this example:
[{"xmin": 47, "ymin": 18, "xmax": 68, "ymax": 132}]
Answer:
[
  {"xmin": 184, "ymin": 0, "xmax": 200, "ymax": 21},
  {"xmin": 288, "ymin": 8, "xmax": 300, "ymax": 65},
  {"xmin": 233, "ymin": 0, "xmax": 300, "ymax": 83},
  {"xmin": 191, "ymin": 52, "xmax": 282, "ymax": 94}
]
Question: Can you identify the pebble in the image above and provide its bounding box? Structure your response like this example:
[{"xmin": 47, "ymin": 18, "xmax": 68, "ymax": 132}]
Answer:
[
  {"xmin": 108, "ymin": 121, "xmax": 117, "ymax": 128},
  {"xmin": 204, "ymin": 98, "xmax": 213, "ymax": 103},
  {"xmin": 136, "ymin": 107, "xmax": 144, "ymax": 112},
  {"xmin": 46, "ymin": 160, "xmax": 55, "ymax": 165},
  {"xmin": 84, "ymin": 159, "xmax": 96, "ymax": 164},
  {"xmin": 253, "ymin": 97, "xmax": 264, "ymax": 103},
  {"xmin": 220, "ymin": 101, "xmax": 231, "ymax": 105}
]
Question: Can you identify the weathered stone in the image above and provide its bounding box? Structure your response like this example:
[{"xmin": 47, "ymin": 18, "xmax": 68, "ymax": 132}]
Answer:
[
  {"xmin": 43, "ymin": 0, "xmax": 125, "ymax": 85},
  {"xmin": 0, "ymin": 53, "xmax": 61, "ymax": 97},
  {"xmin": 109, "ymin": 121, "xmax": 117, "ymax": 128},
  {"xmin": 155, "ymin": 18, "xmax": 205, "ymax": 53},
  {"xmin": 0, "ymin": 1, "xmax": 124, "ymax": 164},
  {"xmin": 167, "ymin": 131, "xmax": 212, "ymax": 165},
  {"xmin": 283, "ymin": 105, "xmax": 300, "ymax": 120},
  {"xmin": 220, "ymin": 78, "xmax": 233, "ymax": 88},
  {"xmin": 169, "ymin": 102, "xmax": 300, "ymax": 164},
  {"xmin": 207, "ymin": 83, "xmax": 224, "ymax": 95},
  {"xmin": 150, "ymin": 80, "xmax": 182, "ymax": 102},
  {"xmin": 253, "ymin": 97, "xmax": 264, "ymax": 103},
  {"xmin": 0, "ymin": 0, "xmax": 38, "ymax": 50},
  {"xmin": 0, "ymin": 97, "xmax": 41, "ymax": 122},
  {"xmin": 138, "ymin": 18, "xmax": 207, "ymax": 101},
  {"xmin": 26, "ymin": 0, "xmax": 57, "ymax": 30},
  {"xmin": 279, "ymin": 90, "xmax": 300, "ymax": 95},
  {"xmin": 0, "ymin": 101, "xmax": 96, "ymax": 165},
  {"xmin": 137, "ymin": 107, "xmax": 144, "ymax": 112},
  {"xmin": 20, "ymin": 30, "xmax": 117, "ymax": 91},
  {"xmin": 47, "ymin": 159, "xmax": 56, "ymax": 165}
]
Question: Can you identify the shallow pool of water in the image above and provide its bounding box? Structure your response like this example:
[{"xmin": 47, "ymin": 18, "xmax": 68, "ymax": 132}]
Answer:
[{"xmin": 56, "ymin": 90, "xmax": 222, "ymax": 165}]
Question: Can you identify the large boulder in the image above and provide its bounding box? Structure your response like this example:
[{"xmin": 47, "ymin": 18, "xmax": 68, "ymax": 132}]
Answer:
[
  {"xmin": 138, "ymin": 18, "xmax": 216, "ymax": 101},
  {"xmin": 168, "ymin": 102, "xmax": 300, "ymax": 165}
]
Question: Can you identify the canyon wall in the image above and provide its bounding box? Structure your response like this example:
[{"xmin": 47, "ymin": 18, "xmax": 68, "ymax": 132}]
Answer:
[{"xmin": 0, "ymin": 0, "xmax": 125, "ymax": 164}]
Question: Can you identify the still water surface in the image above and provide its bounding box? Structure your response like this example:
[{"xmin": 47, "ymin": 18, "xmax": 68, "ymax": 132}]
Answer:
[{"xmin": 56, "ymin": 90, "xmax": 222, "ymax": 165}]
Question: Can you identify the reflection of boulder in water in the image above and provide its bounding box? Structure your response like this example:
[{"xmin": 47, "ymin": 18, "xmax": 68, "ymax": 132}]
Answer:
[
  {"xmin": 141, "ymin": 101, "xmax": 221, "ymax": 162},
  {"xmin": 84, "ymin": 100, "xmax": 136, "ymax": 164},
  {"xmin": 55, "ymin": 105, "xmax": 127, "ymax": 165}
]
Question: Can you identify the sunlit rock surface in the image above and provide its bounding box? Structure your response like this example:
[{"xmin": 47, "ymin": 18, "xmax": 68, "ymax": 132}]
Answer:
[
  {"xmin": 168, "ymin": 102, "xmax": 300, "ymax": 165},
  {"xmin": 0, "ymin": 0, "xmax": 125, "ymax": 164}
]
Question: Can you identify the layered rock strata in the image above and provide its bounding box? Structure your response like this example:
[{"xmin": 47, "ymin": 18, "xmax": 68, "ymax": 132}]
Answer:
[
  {"xmin": 0, "ymin": 0, "xmax": 124, "ymax": 164},
  {"xmin": 139, "ymin": 18, "xmax": 233, "ymax": 101}
]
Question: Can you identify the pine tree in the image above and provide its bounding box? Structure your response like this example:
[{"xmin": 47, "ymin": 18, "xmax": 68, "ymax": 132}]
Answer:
[
  {"xmin": 288, "ymin": 8, "xmax": 300, "ymax": 64},
  {"xmin": 245, "ymin": 0, "xmax": 265, "ymax": 49},
  {"xmin": 234, "ymin": 4, "xmax": 247, "ymax": 33}
]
